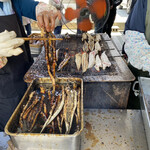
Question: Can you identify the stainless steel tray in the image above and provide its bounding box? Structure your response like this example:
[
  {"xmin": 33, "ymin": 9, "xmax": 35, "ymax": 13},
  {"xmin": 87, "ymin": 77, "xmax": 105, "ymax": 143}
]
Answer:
[
  {"xmin": 139, "ymin": 77, "xmax": 150, "ymax": 150},
  {"xmin": 5, "ymin": 77, "xmax": 83, "ymax": 150}
]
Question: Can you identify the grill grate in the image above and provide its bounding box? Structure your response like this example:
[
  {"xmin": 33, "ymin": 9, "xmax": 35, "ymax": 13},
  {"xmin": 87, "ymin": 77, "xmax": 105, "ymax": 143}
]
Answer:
[{"xmin": 24, "ymin": 34, "xmax": 134, "ymax": 83}]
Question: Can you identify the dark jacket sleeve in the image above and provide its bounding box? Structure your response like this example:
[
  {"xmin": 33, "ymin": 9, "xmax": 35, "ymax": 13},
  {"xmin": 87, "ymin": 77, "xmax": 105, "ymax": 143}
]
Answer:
[
  {"xmin": 125, "ymin": 0, "xmax": 147, "ymax": 33},
  {"xmin": 12, "ymin": 0, "xmax": 39, "ymax": 21},
  {"xmin": 113, "ymin": 0, "xmax": 123, "ymax": 7}
]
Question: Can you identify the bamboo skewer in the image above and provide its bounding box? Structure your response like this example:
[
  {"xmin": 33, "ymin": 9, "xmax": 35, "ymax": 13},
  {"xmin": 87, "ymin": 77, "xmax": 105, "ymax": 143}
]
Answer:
[{"xmin": 21, "ymin": 37, "xmax": 63, "ymax": 41}]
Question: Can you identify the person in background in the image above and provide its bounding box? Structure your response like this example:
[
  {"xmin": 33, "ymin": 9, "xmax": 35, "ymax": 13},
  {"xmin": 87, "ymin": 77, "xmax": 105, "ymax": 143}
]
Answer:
[
  {"xmin": 123, "ymin": 0, "xmax": 150, "ymax": 108},
  {"xmin": 95, "ymin": 0, "xmax": 122, "ymax": 38},
  {"xmin": 49, "ymin": 0, "xmax": 64, "ymax": 35},
  {"xmin": 0, "ymin": 0, "xmax": 61, "ymax": 131},
  {"xmin": 22, "ymin": 16, "xmax": 32, "ymax": 36}
]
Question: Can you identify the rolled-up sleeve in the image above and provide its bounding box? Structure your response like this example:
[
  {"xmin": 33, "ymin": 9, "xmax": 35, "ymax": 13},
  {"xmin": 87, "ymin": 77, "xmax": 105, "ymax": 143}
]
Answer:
[{"xmin": 12, "ymin": 0, "xmax": 39, "ymax": 21}]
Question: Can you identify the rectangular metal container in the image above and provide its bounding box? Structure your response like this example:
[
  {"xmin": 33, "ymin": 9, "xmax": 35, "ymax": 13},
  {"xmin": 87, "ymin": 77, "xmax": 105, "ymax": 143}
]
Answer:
[
  {"xmin": 139, "ymin": 77, "xmax": 150, "ymax": 150},
  {"xmin": 24, "ymin": 34, "xmax": 135, "ymax": 109},
  {"xmin": 5, "ymin": 77, "xmax": 83, "ymax": 150}
]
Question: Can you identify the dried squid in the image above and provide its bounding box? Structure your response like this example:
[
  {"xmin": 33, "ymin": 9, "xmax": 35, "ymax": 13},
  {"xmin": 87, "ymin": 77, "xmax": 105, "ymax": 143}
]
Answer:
[
  {"xmin": 75, "ymin": 53, "xmax": 82, "ymax": 71},
  {"xmin": 83, "ymin": 41, "xmax": 89, "ymax": 52},
  {"xmin": 82, "ymin": 33, "xmax": 87, "ymax": 41},
  {"xmin": 82, "ymin": 52, "xmax": 89, "ymax": 73},
  {"xmin": 94, "ymin": 54, "xmax": 102, "ymax": 71},
  {"xmin": 101, "ymin": 51, "xmax": 111, "ymax": 70},
  {"xmin": 95, "ymin": 41, "xmax": 101, "ymax": 51},
  {"xmin": 95, "ymin": 34, "xmax": 101, "ymax": 42},
  {"xmin": 88, "ymin": 40, "xmax": 95, "ymax": 51},
  {"xmin": 88, "ymin": 50, "xmax": 97, "ymax": 69}
]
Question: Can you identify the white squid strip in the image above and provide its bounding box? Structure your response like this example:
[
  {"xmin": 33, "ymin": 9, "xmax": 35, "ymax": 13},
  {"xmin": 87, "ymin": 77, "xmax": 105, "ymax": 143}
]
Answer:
[
  {"xmin": 94, "ymin": 54, "xmax": 102, "ymax": 71},
  {"xmin": 82, "ymin": 52, "xmax": 89, "ymax": 73},
  {"xmin": 101, "ymin": 51, "xmax": 111, "ymax": 70},
  {"xmin": 88, "ymin": 50, "xmax": 97, "ymax": 69},
  {"xmin": 75, "ymin": 53, "xmax": 82, "ymax": 71}
]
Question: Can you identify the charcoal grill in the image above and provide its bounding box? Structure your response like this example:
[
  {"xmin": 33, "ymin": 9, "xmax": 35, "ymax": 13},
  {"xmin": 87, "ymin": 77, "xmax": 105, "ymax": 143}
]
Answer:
[{"xmin": 24, "ymin": 33, "xmax": 135, "ymax": 109}]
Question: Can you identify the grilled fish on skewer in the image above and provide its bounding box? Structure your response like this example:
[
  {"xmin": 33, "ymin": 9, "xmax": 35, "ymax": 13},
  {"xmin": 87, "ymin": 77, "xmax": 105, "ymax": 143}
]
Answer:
[
  {"xmin": 57, "ymin": 116, "xmax": 62, "ymax": 133},
  {"xmin": 29, "ymin": 95, "xmax": 45, "ymax": 131},
  {"xmin": 77, "ymin": 88, "xmax": 81, "ymax": 122},
  {"xmin": 23, "ymin": 96, "xmax": 39, "ymax": 120},
  {"xmin": 101, "ymin": 51, "xmax": 111, "ymax": 70},
  {"xmin": 41, "ymin": 86, "xmax": 65, "ymax": 133},
  {"xmin": 75, "ymin": 53, "xmax": 82, "ymax": 71},
  {"xmin": 64, "ymin": 85, "xmax": 77, "ymax": 134},
  {"xmin": 19, "ymin": 91, "xmax": 35, "ymax": 129},
  {"xmin": 57, "ymin": 53, "xmax": 71, "ymax": 71}
]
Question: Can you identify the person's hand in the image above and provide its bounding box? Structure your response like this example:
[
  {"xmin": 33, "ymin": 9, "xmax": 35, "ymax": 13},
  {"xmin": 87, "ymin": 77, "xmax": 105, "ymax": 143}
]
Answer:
[
  {"xmin": 0, "ymin": 30, "xmax": 24, "ymax": 57},
  {"xmin": 36, "ymin": 2, "xmax": 61, "ymax": 32}
]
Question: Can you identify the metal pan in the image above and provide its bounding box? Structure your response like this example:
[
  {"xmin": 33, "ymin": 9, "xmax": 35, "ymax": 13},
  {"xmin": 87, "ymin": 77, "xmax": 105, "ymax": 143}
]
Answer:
[{"xmin": 5, "ymin": 77, "xmax": 83, "ymax": 150}]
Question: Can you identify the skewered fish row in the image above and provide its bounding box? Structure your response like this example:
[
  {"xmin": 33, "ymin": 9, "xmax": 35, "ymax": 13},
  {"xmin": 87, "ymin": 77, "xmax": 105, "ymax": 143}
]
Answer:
[
  {"xmin": 56, "ymin": 33, "xmax": 111, "ymax": 73},
  {"xmin": 18, "ymin": 82, "xmax": 82, "ymax": 134}
]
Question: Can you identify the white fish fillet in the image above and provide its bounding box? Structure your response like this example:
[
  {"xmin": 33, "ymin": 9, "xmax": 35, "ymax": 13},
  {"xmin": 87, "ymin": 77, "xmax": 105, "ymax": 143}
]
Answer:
[
  {"xmin": 82, "ymin": 52, "xmax": 89, "ymax": 73},
  {"xmin": 75, "ymin": 53, "xmax": 82, "ymax": 71},
  {"xmin": 94, "ymin": 55, "xmax": 102, "ymax": 71},
  {"xmin": 101, "ymin": 51, "xmax": 111, "ymax": 70}
]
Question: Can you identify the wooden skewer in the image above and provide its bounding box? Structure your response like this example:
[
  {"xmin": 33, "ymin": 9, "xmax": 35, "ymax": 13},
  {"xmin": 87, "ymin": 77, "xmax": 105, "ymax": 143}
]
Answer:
[{"xmin": 21, "ymin": 37, "xmax": 63, "ymax": 41}]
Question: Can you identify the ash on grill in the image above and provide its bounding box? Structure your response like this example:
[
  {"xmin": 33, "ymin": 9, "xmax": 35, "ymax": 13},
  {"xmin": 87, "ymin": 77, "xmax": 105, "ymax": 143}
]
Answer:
[{"xmin": 17, "ymin": 82, "xmax": 81, "ymax": 134}]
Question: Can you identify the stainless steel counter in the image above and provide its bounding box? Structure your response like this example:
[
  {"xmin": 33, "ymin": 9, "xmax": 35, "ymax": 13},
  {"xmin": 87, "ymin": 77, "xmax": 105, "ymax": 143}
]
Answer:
[
  {"xmin": 0, "ymin": 109, "xmax": 148, "ymax": 150},
  {"xmin": 81, "ymin": 109, "xmax": 148, "ymax": 150}
]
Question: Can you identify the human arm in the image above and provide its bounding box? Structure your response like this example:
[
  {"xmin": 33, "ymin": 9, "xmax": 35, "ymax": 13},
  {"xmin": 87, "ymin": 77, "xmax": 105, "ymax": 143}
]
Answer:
[
  {"xmin": 13, "ymin": 0, "xmax": 62, "ymax": 32},
  {"xmin": 124, "ymin": 30, "xmax": 150, "ymax": 74}
]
